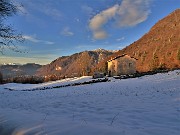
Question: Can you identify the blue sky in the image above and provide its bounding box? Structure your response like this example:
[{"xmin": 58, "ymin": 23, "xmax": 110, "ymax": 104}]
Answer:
[{"xmin": 0, "ymin": 0, "xmax": 180, "ymax": 65}]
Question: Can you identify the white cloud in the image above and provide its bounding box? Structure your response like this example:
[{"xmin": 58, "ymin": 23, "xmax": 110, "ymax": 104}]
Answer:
[
  {"xmin": 89, "ymin": 0, "xmax": 151, "ymax": 39},
  {"xmin": 44, "ymin": 41, "xmax": 54, "ymax": 45},
  {"xmin": 61, "ymin": 27, "xmax": 74, "ymax": 36},
  {"xmin": 116, "ymin": 0, "xmax": 151, "ymax": 27},
  {"xmin": 93, "ymin": 30, "xmax": 107, "ymax": 39},
  {"xmin": 82, "ymin": 5, "xmax": 94, "ymax": 17},
  {"xmin": 116, "ymin": 37, "xmax": 125, "ymax": 41},
  {"xmin": 23, "ymin": 35, "xmax": 39, "ymax": 43},
  {"xmin": 23, "ymin": 35, "xmax": 54, "ymax": 45},
  {"xmin": 43, "ymin": 7, "xmax": 62, "ymax": 20},
  {"xmin": 22, "ymin": 1, "xmax": 62, "ymax": 21},
  {"xmin": 89, "ymin": 5, "xmax": 118, "ymax": 33}
]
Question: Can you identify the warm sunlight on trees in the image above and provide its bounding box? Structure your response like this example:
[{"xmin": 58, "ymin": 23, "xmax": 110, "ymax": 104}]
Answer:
[{"xmin": 0, "ymin": 0, "xmax": 24, "ymax": 53}]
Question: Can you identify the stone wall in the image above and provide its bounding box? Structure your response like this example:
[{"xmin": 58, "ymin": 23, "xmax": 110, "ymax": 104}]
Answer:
[
  {"xmin": 108, "ymin": 55, "xmax": 136, "ymax": 76},
  {"xmin": 116, "ymin": 55, "xmax": 136, "ymax": 75}
]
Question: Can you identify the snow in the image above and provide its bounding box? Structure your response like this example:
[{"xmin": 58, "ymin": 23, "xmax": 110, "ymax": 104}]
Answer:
[{"xmin": 0, "ymin": 70, "xmax": 180, "ymax": 135}]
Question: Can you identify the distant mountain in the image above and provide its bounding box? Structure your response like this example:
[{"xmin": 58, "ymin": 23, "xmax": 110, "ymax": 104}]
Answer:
[
  {"xmin": 36, "ymin": 49, "xmax": 113, "ymax": 77},
  {"xmin": 94, "ymin": 9, "xmax": 180, "ymax": 72},
  {"xmin": 0, "ymin": 63, "xmax": 42, "ymax": 79}
]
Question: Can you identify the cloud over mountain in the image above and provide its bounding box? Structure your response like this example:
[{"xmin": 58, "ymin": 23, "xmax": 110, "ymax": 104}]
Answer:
[
  {"xmin": 61, "ymin": 27, "xmax": 74, "ymax": 36},
  {"xmin": 89, "ymin": 0, "xmax": 151, "ymax": 39}
]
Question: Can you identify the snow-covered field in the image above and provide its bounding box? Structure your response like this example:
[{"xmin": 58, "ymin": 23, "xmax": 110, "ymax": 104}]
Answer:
[{"xmin": 0, "ymin": 70, "xmax": 180, "ymax": 135}]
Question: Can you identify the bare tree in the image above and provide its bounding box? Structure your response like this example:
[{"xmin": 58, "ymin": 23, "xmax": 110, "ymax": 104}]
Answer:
[{"xmin": 0, "ymin": 0, "xmax": 24, "ymax": 53}]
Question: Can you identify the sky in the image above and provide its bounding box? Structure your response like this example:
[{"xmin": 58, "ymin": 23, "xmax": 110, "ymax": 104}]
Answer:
[{"xmin": 0, "ymin": 0, "xmax": 180, "ymax": 65}]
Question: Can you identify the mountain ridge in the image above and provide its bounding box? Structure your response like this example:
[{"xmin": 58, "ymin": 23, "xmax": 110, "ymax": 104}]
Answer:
[
  {"xmin": 94, "ymin": 9, "xmax": 180, "ymax": 73},
  {"xmin": 36, "ymin": 49, "xmax": 113, "ymax": 77}
]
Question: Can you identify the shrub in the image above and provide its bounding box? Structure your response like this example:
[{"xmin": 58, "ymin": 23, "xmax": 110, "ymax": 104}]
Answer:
[{"xmin": 12, "ymin": 76, "xmax": 44, "ymax": 84}]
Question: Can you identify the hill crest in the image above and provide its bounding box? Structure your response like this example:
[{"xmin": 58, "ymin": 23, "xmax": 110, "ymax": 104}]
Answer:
[{"xmin": 95, "ymin": 9, "xmax": 180, "ymax": 72}]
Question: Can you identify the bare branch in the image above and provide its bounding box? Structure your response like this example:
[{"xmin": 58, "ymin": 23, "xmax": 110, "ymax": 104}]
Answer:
[{"xmin": 0, "ymin": 0, "xmax": 24, "ymax": 53}]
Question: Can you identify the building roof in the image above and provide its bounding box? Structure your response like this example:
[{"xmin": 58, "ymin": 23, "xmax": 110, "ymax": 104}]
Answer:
[{"xmin": 107, "ymin": 54, "xmax": 138, "ymax": 62}]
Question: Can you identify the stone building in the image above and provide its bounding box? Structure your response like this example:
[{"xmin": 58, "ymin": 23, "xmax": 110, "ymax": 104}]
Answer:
[{"xmin": 107, "ymin": 54, "xmax": 137, "ymax": 76}]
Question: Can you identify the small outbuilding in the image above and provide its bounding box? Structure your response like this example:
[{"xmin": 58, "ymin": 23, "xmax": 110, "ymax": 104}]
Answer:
[{"xmin": 107, "ymin": 54, "xmax": 137, "ymax": 76}]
